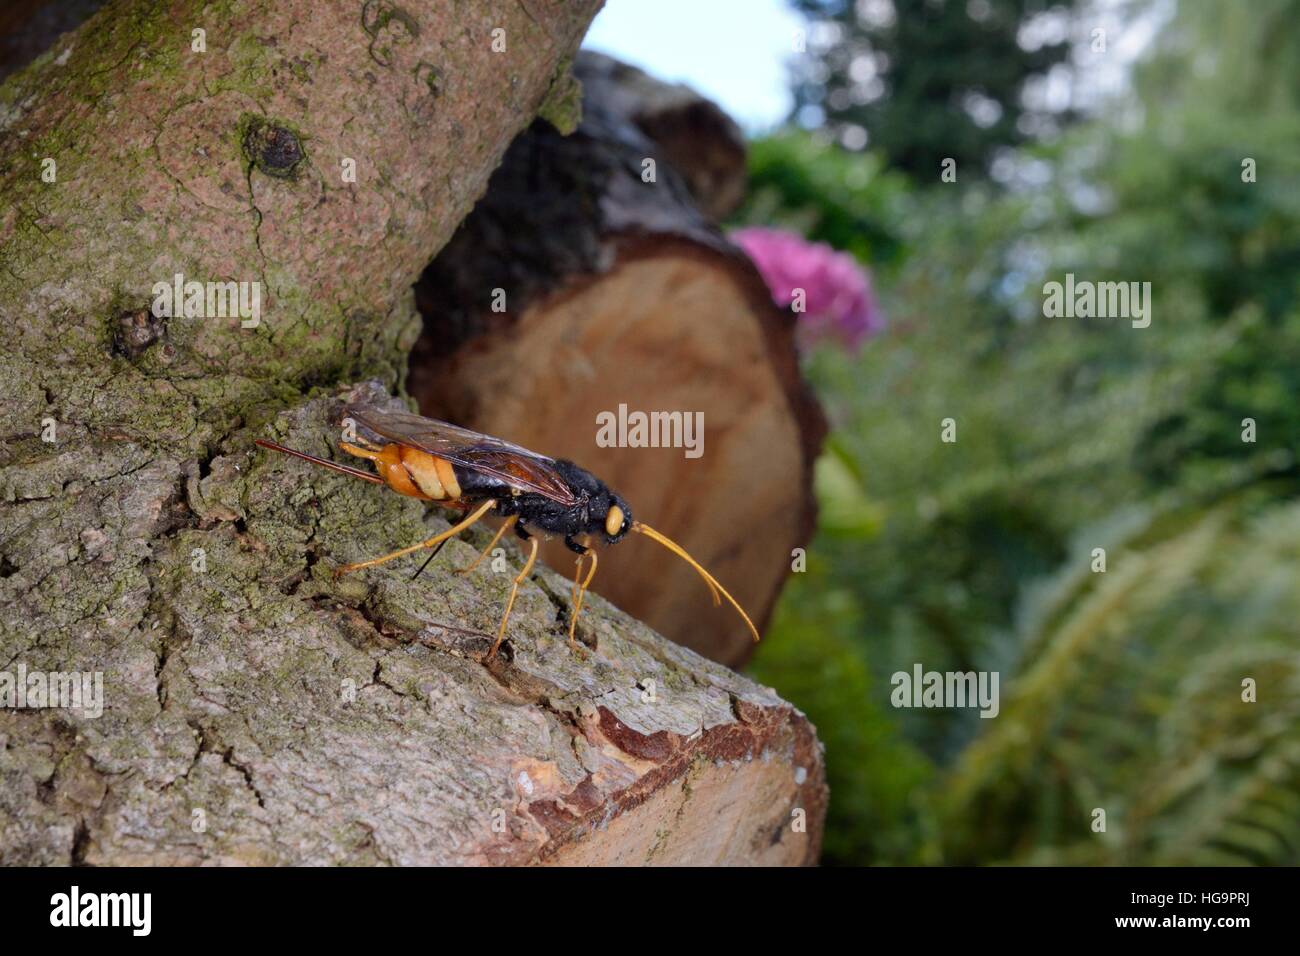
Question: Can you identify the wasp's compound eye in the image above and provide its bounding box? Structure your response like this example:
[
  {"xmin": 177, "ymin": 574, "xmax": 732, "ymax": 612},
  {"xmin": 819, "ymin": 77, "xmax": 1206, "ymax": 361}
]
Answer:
[{"xmin": 605, "ymin": 505, "xmax": 625, "ymax": 537}]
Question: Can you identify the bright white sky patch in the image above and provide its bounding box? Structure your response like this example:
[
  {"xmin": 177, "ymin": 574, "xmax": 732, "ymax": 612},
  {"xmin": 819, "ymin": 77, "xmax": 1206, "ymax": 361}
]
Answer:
[{"xmin": 582, "ymin": 0, "xmax": 807, "ymax": 134}]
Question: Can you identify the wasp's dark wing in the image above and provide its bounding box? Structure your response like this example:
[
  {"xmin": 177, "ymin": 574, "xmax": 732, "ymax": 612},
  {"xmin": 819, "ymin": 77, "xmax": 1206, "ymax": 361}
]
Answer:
[{"xmin": 346, "ymin": 404, "xmax": 579, "ymax": 506}]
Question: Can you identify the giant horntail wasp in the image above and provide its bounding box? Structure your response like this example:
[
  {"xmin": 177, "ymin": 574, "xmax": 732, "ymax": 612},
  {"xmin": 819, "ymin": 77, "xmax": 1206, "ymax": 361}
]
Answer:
[{"xmin": 257, "ymin": 403, "xmax": 759, "ymax": 659}]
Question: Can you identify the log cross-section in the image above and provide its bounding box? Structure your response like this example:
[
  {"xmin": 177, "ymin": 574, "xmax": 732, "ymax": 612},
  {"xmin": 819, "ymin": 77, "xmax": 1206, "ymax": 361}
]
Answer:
[{"xmin": 411, "ymin": 52, "xmax": 827, "ymax": 668}]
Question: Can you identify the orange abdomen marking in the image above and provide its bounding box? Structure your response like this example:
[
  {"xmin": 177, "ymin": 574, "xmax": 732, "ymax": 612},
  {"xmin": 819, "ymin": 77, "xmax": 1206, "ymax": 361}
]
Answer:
[
  {"xmin": 399, "ymin": 445, "xmax": 450, "ymax": 500},
  {"xmin": 433, "ymin": 456, "xmax": 462, "ymax": 499},
  {"xmin": 339, "ymin": 441, "xmax": 463, "ymax": 502},
  {"xmin": 341, "ymin": 441, "xmax": 427, "ymax": 499}
]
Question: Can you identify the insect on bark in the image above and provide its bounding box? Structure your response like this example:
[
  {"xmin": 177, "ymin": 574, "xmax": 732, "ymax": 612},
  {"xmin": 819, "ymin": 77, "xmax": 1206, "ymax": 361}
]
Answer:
[{"xmin": 256, "ymin": 402, "xmax": 759, "ymax": 659}]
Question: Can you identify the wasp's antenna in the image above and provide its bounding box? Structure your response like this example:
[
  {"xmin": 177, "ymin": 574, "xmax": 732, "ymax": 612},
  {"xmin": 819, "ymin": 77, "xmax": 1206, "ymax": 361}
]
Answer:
[
  {"xmin": 631, "ymin": 522, "xmax": 760, "ymax": 643},
  {"xmin": 255, "ymin": 439, "xmax": 385, "ymax": 485}
]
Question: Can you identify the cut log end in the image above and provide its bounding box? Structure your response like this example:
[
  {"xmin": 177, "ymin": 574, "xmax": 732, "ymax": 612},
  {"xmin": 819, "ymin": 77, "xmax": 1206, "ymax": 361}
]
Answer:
[
  {"xmin": 413, "ymin": 243, "xmax": 816, "ymax": 666},
  {"xmin": 409, "ymin": 52, "xmax": 826, "ymax": 667},
  {"xmin": 540, "ymin": 705, "xmax": 825, "ymax": 866}
]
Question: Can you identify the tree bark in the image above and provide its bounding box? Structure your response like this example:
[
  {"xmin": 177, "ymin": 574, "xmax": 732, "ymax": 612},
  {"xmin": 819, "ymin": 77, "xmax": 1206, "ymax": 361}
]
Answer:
[
  {"xmin": 410, "ymin": 52, "xmax": 826, "ymax": 667},
  {"xmin": 0, "ymin": 1, "xmax": 827, "ymax": 864}
]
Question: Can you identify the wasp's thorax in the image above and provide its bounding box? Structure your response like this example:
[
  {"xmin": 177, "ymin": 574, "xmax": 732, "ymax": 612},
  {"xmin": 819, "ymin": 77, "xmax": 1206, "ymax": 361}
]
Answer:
[
  {"xmin": 558, "ymin": 459, "xmax": 632, "ymax": 543},
  {"xmin": 486, "ymin": 458, "xmax": 631, "ymax": 544}
]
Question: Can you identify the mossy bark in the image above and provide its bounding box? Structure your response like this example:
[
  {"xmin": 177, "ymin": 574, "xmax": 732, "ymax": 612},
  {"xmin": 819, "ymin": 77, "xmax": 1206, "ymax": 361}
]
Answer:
[{"xmin": 0, "ymin": 0, "xmax": 827, "ymax": 864}]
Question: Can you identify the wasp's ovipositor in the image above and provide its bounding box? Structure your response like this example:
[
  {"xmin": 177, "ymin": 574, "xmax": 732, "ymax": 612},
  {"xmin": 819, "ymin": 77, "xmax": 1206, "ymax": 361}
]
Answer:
[{"xmin": 256, "ymin": 402, "xmax": 759, "ymax": 659}]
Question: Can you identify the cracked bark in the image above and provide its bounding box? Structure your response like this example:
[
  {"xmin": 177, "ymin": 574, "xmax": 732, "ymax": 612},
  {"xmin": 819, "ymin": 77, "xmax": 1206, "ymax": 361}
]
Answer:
[{"xmin": 0, "ymin": 1, "xmax": 827, "ymax": 865}]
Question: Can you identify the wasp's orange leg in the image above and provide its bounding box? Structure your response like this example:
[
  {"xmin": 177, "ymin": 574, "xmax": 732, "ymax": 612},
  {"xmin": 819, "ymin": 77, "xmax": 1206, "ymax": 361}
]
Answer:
[
  {"xmin": 455, "ymin": 515, "xmax": 518, "ymax": 577},
  {"xmin": 568, "ymin": 548, "xmax": 598, "ymax": 650},
  {"xmin": 488, "ymin": 535, "xmax": 539, "ymax": 660},
  {"xmin": 337, "ymin": 499, "xmax": 496, "ymax": 575}
]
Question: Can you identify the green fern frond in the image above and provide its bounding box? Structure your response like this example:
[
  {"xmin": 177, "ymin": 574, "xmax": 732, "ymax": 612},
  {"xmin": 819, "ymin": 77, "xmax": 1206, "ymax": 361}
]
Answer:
[{"xmin": 935, "ymin": 493, "xmax": 1300, "ymax": 865}]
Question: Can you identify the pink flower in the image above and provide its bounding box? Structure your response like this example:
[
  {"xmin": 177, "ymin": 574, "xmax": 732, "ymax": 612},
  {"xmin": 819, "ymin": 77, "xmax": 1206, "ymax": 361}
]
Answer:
[{"xmin": 731, "ymin": 227, "xmax": 883, "ymax": 348}]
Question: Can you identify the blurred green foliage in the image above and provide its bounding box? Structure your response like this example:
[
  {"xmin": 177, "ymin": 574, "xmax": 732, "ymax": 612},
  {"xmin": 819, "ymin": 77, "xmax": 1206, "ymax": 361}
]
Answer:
[
  {"xmin": 744, "ymin": 0, "xmax": 1300, "ymax": 864},
  {"xmin": 939, "ymin": 487, "xmax": 1300, "ymax": 865}
]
